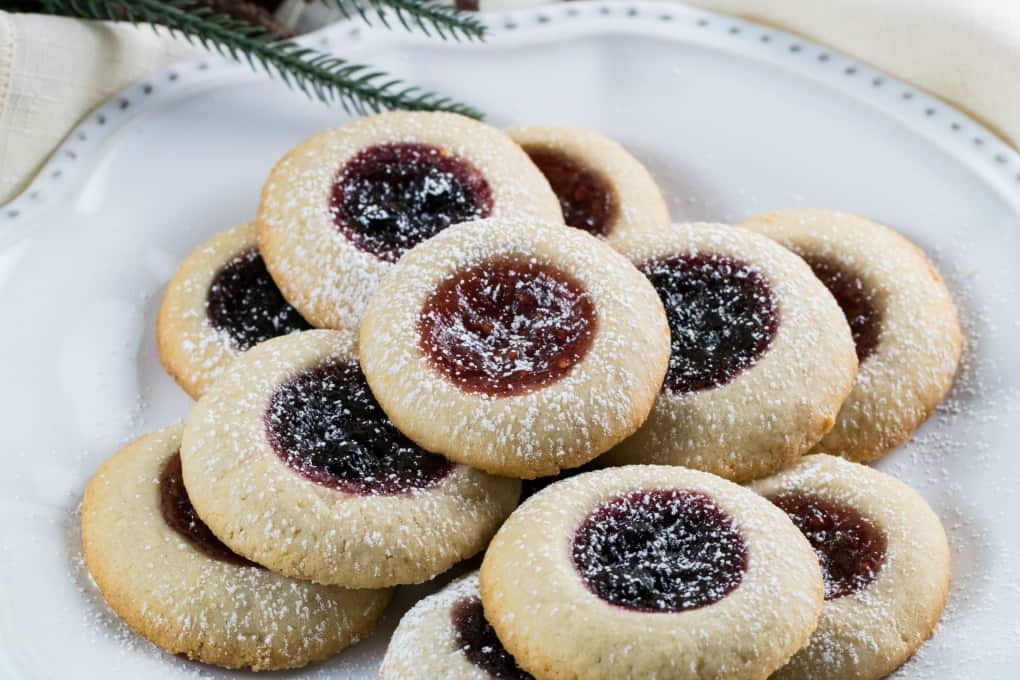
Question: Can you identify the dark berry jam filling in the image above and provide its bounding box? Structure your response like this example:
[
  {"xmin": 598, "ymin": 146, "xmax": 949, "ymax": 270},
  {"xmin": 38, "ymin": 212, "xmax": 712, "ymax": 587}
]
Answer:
[
  {"xmin": 265, "ymin": 360, "xmax": 453, "ymax": 494},
  {"xmin": 801, "ymin": 255, "xmax": 881, "ymax": 362},
  {"xmin": 419, "ymin": 257, "xmax": 597, "ymax": 397},
  {"xmin": 524, "ymin": 147, "xmax": 616, "ymax": 236},
  {"xmin": 205, "ymin": 249, "xmax": 311, "ymax": 351},
  {"xmin": 769, "ymin": 493, "xmax": 887, "ymax": 600},
  {"xmin": 330, "ymin": 142, "xmax": 493, "ymax": 262},
  {"xmin": 451, "ymin": 596, "xmax": 533, "ymax": 680},
  {"xmin": 160, "ymin": 452, "xmax": 257, "ymax": 567},
  {"xmin": 640, "ymin": 254, "xmax": 778, "ymax": 393},
  {"xmin": 572, "ymin": 489, "xmax": 747, "ymax": 612}
]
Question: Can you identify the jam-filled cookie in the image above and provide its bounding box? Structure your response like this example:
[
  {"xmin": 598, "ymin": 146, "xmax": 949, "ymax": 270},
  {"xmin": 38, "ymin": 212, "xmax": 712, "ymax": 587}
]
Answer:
[
  {"xmin": 181, "ymin": 329, "xmax": 520, "ymax": 589},
  {"xmin": 380, "ymin": 571, "xmax": 533, "ymax": 680},
  {"xmin": 741, "ymin": 209, "xmax": 963, "ymax": 461},
  {"xmin": 257, "ymin": 111, "xmax": 562, "ymax": 331},
  {"xmin": 358, "ymin": 217, "xmax": 670, "ymax": 479},
  {"xmin": 157, "ymin": 222, "xmax": 311, "ymax": 398},
  {"xmin": 480, "ymin": 466, "xmax": 824, "ymax": 680},
  {"xmin": 81, "ymin": 425, "xmax": 390, "ymax": 670},
  {"xmin": 750, "ymin": 454, "xmax": 951, "ymax": 680},
  {"xmin": 508, "ymin": 125, "xmax": 669, "ymax": 239},
  {"xmin": 601, "ymin": 223, "xmax": 858, "ymax": 482}
]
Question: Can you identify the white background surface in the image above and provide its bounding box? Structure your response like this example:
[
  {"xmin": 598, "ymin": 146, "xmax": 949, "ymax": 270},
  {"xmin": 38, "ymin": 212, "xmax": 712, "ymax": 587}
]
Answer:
[{"xmin": 1, "ymin": 3, "xmax": 1019, "ymax": 677}]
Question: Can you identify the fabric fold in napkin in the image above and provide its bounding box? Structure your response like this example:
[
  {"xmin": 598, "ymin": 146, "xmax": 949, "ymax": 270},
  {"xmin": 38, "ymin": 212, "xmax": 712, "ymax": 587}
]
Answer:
[{"xmin": 0, "ymin": 12, "xmax": 201, "ymax": 203}]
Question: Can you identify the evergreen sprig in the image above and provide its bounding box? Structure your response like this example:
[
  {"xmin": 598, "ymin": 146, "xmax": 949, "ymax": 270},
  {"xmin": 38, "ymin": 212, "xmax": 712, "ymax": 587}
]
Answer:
[
  {"xmin": 328, "ymin": 0, "xmax": 486, "ymax": 41},
  {"xmin": 8, "ymin": 0, "xmax": 484, "ymax": 118}
]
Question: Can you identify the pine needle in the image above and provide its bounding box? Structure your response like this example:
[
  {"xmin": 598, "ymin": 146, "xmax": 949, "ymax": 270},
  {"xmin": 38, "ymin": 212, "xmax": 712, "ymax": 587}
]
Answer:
[
  {"xmin": 327, "ymin": 0, "xmax": 486, "ymax": 41},
  {"xmin": 26, "ymin": 0, "xmax": 484, "ymax": 118}
]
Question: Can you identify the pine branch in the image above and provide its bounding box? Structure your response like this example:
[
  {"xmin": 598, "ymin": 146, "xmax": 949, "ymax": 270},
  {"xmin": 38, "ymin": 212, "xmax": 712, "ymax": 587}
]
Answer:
[
  {"xmin": 328, "ymin": 0, "xmax": 486, "ymax": 41},
  {"xmin": 34, "ymin": 0, "xmax": 484, "ymax": 118}
]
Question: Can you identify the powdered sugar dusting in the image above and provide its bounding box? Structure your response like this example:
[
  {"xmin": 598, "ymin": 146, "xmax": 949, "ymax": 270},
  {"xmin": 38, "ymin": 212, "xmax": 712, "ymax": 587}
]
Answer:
[
  {"xmin": 359, "ymin": 218, "xmax": 669, "ymax": 477},
  {"xmin": 571, "ymin": 489, "xmax": 747, "ymax": 612},
  {"xmin": 330, "ymin": 142, "xmax": 494, "ymax": 262},
  {"xmin": 380, "ymin": 572, "xmax": 531, "ymax": 679},
  {"xmin": 480, "ymin": 466, "xmax": 824, "ymax": 678},
  {"xmin": 80, "ymin": 426, "xmax": 391, "ymax": 672},
  {"xmin": 204, "ymin": 248, "xmax": 310, "ymax": 351},
  {"xmin": 604, "ymin": 222, "xmax": 856, "ymax": 482},
  {"xmin": 801, "ymin": 253, "xmax": 881, "ymax": 362},
  {"xmin": 264, "ymin": 359, "xmax": 453, "ymax": 494},
  {"xmin": 871, "ymin": 237, "xmax": 1020, "ymax": 679},
  {"xmin": 769, "ymin": 493, "xmax": 886, "ymax": 600},
  {"xmin": 742, "ymin": 210, "xmax": 964, "ymax": 460},
  {"xmin": 257, "ymin": 111, "xmax": 562, "ymax": 330},
  {"xmin": 523, "ymin": 147, "xmax": 616, "ymax": 236},
  {"xmin": 506, "ymin": 124, "xmax": 670, "ymax": 240},
  {"xmin": 640, "ymin": 252, "xmax": 778, "ymax": 393},
  {"xmin": 419, "ymin": 257, "xmax": 596, "ymax": 397},
  {"xmin": 158, "ymin": 222, "xmax": 303, "ymax": 397},
  {"xmin": 750, "ymin": 454, "xmax": 951, "ymax": 679},
  {"xmin": 182, "ymin": 330, "xmax": 519, "ymax": 588}
]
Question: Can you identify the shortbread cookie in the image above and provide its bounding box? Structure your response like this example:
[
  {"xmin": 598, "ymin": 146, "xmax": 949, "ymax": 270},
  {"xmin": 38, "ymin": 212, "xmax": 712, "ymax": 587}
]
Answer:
[
  {"xmin": 181, "ymin": 329, "xmax": 519, "ymax": 589},
  {"xmin": 480, "ymin": 466, "xmax": 824, "ymax": 680},
  {"xmin": 508, "ymin": 125, "xmax": 669, "ymax": 238},
  {"xmin": 257, "ymin": 111, "xmax": 562, "ymax": 331},
  {"xmin": 518, "ymin": 459, "xmax": 602, "ymax": 502},
  {"xmin": 81, "ymin": 425, "xmax": 390, "ymax": 670},
  {"xmin": 380, "ymin": 571, "xmax": 532, "ymax": 680},
  {"xmin": 358, "ymin": 217, "xmax": 670, "ymax": 479},
  {"xmin": 741, "ymin": 209, "xmax": 963, "ymax": 461},
  {"xmin": 750, "ymin": 454, "xmax": 951, "ymax": 680},
  {"xmin": 157, "ymin": 222, "xmax": 311, "ymax": 398},
  {"xmin": 601, "ymin": 223, "xmax": 857, "ymax": 482}
]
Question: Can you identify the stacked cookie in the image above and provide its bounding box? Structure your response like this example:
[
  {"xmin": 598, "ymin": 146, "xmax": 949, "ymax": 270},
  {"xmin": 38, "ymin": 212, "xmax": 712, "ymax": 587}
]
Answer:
[{"xmin": 82, "ymin": 111, "xmax": 961, "ymax": 678}]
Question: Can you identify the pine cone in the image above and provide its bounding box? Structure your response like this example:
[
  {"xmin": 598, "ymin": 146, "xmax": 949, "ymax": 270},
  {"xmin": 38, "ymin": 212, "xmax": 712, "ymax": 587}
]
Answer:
[{"xmin": 194, "ymin": 0, "xmax": 293, "ymax": 37}]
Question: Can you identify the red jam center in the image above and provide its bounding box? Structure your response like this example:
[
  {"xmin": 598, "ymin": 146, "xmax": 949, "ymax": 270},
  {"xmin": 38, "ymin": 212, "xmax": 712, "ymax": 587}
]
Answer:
[
  {"xmin": 801, "ymin": 255, "xmax": 881, "ymax": 362},
  {"xmin": 572, "ymin": 489, "xmax": 747, "ymax": 612},
  {"xmin": 451, "ymin": 596, "xmax": 534, "ymax": 680},
  {"xmin": 159, "ymin": 452, "xmax": 257, "ymax": 567},
  {"xmin": 524, "ymin": 147, "xmax": 616, "ymax": 236},
  {"xmin": 419, "ymin": 257, "xmax": 597, "ymax": 397},
  {"xmin": 640, "ymin": 254, "xmax": 778, "ymax": 393},
  {"xmin": 205, "ymin": 249, "xmax": 311, "ymax": 351},
  {"xmin": 265, "ymin": 360, "xmax": 453, "ymax": 494},
  {"xmin": 330, "ymin": 142, "xmax": 493, "ymax": 262},
  {"xmin": 769, "ymin": 493, "xmax": 887, "ymax": 600}
]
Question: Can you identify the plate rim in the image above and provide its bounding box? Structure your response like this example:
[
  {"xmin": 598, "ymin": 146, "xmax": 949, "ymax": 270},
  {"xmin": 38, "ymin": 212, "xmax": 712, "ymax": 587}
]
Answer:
[
  {"xmin": 2, "ymin": 4, "xmax": 1018, "ymax": 677},
  {"xmin": 3, "ymin": 0, "xmax": 1020, "ymax": 232}
]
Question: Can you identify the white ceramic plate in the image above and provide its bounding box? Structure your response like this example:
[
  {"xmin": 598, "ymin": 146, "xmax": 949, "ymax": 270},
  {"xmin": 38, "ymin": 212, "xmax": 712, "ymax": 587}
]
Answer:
[{"xmin": 2, "ymin": 3, "xmax": 1019, "ymax": 678}]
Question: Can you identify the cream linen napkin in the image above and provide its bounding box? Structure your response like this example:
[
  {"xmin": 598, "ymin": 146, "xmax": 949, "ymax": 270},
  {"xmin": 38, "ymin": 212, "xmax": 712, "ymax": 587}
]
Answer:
[
  {"xmin": 0, "ymin": 12, "xmax": 202, "ymax": 203},
  {"xmin": 3, "ymin": 0, "xmax": 1020, "ymax": 205},
  {"xmin": 685, "ymin": 0, "xmax": 1020, "ymax": 142}
]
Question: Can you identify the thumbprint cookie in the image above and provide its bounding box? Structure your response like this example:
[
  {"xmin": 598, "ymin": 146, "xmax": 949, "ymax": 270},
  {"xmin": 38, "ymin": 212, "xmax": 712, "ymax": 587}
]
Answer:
[
  {"xmin": 358, "ymin": 217, "xmax": 670, "ymax": 479},
  {"xmin": 508, "ymin": 125, "xmax": 669, "ymax": 239},
  {"xmin": 257, "ymin": 111, "xmax": 562, "ymax": 331},
  {"xmin": 518, "ymin": 459, "xmax": 603, "ymax": 503},
  {"xmin": 480, "ymin": 466, "xmax": 824, "ymax": 680},
  {"xmin": 157, "ymin": 222, "xmax": 311, "ymax": 398},
  {"xmin": 741, "ymin": 209, "xmax": 964, "ymax": 461},
  {"xmin": 601, "ymin": 223, "xmax": 858, "ymax": 482},
  {"xmin": 81, "ymin": 425, "xmax": 391, "ymax": 670},
  {"xmin": 181, "ymin": 329, "xmax": 520, "ymax": 589},
  {"xmin": 750, "ymin": 454, "xmax": 951, "ymax": 680},
  {"xmin": 380, "ymin": 571, "xmax": 533, "ymax": 680}
]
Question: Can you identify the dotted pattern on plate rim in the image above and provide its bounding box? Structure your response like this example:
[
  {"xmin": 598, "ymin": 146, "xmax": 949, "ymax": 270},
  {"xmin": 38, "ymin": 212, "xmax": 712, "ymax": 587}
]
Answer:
[{"xmin": 5, "ymin": 3, "xmax": 1018, "ymax": 224}]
